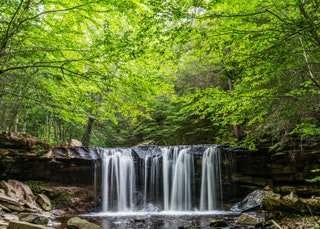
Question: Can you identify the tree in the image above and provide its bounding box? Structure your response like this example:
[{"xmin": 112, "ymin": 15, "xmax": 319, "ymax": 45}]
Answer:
[
  {"xmin": 0, "ymin": 0, "xmax": 319, "ymax": 148},
  {"xmin": 0, "ymin": 0, "xmax": 177, "ymax": 146}
]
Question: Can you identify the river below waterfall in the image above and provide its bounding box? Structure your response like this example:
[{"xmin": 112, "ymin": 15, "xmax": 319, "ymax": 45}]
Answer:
[{"xmin": 72, "ymin": 211, "xmax": 242, "ymax": 228}]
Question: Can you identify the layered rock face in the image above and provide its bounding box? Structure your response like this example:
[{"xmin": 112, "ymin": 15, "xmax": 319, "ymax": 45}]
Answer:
[
  {"xmin": 232, "ymin": 144, "xmax": 320, "ymax": 197},
  {"xmin": 0, "ymin": 132, "xmax": 51, "ymax": 181},
  {"xmin": 0, "ymin": 132, "xmax": 95, "ymax": 185},
  {"xmin": 1, "ymin": 131, "xmax": 320, "ymax": 200}
]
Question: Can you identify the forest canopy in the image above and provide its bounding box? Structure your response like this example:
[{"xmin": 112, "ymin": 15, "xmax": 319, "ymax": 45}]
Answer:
[{"xmin": 0, "ymin": 0, "xmax": 319, "ymax": 150}]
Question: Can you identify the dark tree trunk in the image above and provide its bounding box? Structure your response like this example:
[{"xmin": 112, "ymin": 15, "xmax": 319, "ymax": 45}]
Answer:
[{"xmin": 81, "ymin": 117, "xmax": 95, "ymax": 146}]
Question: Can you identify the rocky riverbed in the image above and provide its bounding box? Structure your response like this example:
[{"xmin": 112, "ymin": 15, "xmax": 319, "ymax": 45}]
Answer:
[{"xmin": 0, "ymin": 179, "xmax": 319, "ymax": 228}]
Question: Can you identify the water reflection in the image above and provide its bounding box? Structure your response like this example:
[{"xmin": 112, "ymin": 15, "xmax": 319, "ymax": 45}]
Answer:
[{"xmin": 82, "ymin": 211, "xmax": 239, "ymax": 229}]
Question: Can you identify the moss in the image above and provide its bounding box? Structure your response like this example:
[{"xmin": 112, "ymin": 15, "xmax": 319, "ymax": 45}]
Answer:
[{"xmin": 24, "ymin": 180, "xmax": 45, "ymax": 195}]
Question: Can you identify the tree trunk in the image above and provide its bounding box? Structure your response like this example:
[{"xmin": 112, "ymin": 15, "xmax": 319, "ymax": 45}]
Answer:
[{"xmin": 81, "ymin": 117, "xmax": 95, "ymax": 146}]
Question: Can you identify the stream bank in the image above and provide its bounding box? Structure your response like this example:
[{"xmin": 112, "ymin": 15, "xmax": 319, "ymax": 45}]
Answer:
[{"xmin": 1, "ymin": 179, "xmax": 320, "ymax": 228}]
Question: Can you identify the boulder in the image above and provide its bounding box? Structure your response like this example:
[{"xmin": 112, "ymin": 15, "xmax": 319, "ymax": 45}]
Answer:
[
  {"xmin": 19, "ymin": 213, "xmax": 49, "ymax": 225},
  {"xmin": 67, "ymin": 217, "xmax": 102, "ymax": 229},
  {"xmin": 7, "ymin": 180, "xmax": 35, "ymax": 205},
  {"xmin": 36, "ymin": 194, "xmax": 51, "ymax": 211},
  {"xmin": 8, "ymin": 220, "xmax": 55, "ymax": 229},
  {"xmin": 260, "ymin": 190, "xmax": 320, "ymax": 214},
  {"xmin": 3, "ymin": 214, "xmax": 19, "ymax": 222},
  {"xmin": 236, "ymin": 213, "xmax": 262, "ymax": 225},
  {"xmin": 209, "ymin": 219, "xmax": 228, "ymax": 227},
  {"xmin": 0, "ymin": 202, "xmax": 25, "ymax": 212},
  {"xmin": 232, "ymin": 188, "xmax": 320, "ymax": 215},
  {"xmin": 0, "ymin": 192, "xmax": 21, "ymax": 207},
  {"xmin": 231, "ymin": 189, "xmax": 266, "ymax": 212},
  {"xmin": 0, "ymin": 180, "xmax": 15, "ymax": 198},
  {"xmin": 69, "ymin": 139, "xmax": 82, "ymax": 147},
  {"xmin": 0, "ymin": 180, "xmax": 42, "ymax": 213}
]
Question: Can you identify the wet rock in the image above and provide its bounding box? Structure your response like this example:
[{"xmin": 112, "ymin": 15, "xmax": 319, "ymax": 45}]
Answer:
[
  {"xmin": 134, "ymin": 217, "xmax": 145, "ymax": 223},
  {"xmin": 209, "ymin": 218, "xmax": 228, "ymax": 227},
  {"xmin": 49, "ymin": 209, "xmax": 65, "ymax": 217},
  {"xmin": 36, "ymin": 194, "xmax": 52, "ymax": 211},
  {"xmin": 132, "ymin": 145, "xmax": 162, "ymax": 158},
  {"xmin": 67, "ymin": 217, "xmax": 102, "ymax": 229},
  {"xmin": 231, "ymin": 189, "xmax": 265, "ymax": 212},
  {"xmin": 8, "ymin": 220, "xmax": 55, "ymax": 229},
  {"xmin": 19, "ymin": 213, "xmax": 49, "ymax": 225},
  {"xmin": 236, "ymin": 213, "xmax": 262, "ymax": 225},
  {"xmin": 234, "ymin": 188, "xmax": 320, "ymax": 216},
  {"xmin": 52, "ymin": 147, "xmax": 100, "ymax": 160}
]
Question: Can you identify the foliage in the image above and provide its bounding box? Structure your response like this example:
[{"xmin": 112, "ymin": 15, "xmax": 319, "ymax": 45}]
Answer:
[
  {"xmin": 0, "ymin": 0, "xmax": 319, "ymax": 149},
  {"xmin": 306, "ymin": 169, "xmax": 320, "ymax": 183}
]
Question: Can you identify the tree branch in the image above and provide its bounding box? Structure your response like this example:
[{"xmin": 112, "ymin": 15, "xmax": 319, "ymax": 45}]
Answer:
[
  {"xmin": 0, "ymin": 64, "xmax": 86, "ymax": 79},
  {"xmin": 0, "ymin": 89, "xmax": 72, "ymax": 112},
  {"xmin": 19, "ymin": 1, "xmax": 98, "ymax": 24},
  {"xmin": 0, "ymin": 0, "xmax": 24, "ymax": 55}
]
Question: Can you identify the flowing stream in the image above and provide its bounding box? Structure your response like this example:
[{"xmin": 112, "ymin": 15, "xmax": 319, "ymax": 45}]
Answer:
[{"xmin": 97, "ymin": 145, "xmax": 227, "ymax": 213}]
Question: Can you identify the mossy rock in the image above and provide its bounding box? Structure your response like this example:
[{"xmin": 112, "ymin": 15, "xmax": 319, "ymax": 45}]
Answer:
[{"xmin": 209, "ymin": 219, "xmax": 228, "ymax": 227}]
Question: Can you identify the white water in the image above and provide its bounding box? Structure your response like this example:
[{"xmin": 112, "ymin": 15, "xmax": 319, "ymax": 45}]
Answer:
[
  {"xmin": 143, "ymin": 154, "xmax": 162, "ymax": 208},
  {"xmin": 99, "ymin": 145, "xmax": 224, "ymax": 213},
  {"xmin": 163, "ymin": 147, "xmax": 195, "ymax": 211},
  {"xmin": 100, "ymin": 148, "xmax": 135, "ymax": 212},
  {"xmin": 200, "ymin": 146, "xmax": 222, "ymax": 210}
]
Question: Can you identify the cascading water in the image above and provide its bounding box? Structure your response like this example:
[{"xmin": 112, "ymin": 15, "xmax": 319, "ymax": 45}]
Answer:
[
  {"xmin": 98, "ymin": 145, "xmax": 229, "ymax": 212},
  {"xmin": 200, "ymin": 146, "xmax": 223, "ymax": 211},
  {"xmin": 163, "ymin": 147, "xmax": 195, "ymax": 211},
  {"xmin": 100, "ymin": 148, "xmax": 135, "ymax": 212},
  {"xmin": 143, "ymin": 153, "xmax": 162, "ymax": 210}
]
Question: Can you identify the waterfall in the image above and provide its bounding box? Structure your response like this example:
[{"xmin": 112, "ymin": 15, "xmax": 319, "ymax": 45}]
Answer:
[
  {"xmin": 100, "ymin": 148, "xmax": 135, "ymax": 212},
  {"xmin": 143, "ymin": 154, "xmax": 162, "ymax": 209},
  {"xmin": 199, "ymin": 146, "xmax": 223, "ymax": 211},
  {"xmin": 163, "ymin": 147, "xmax": 195, "ymax": 211},
  {"xmin": 98, "ymin": 145, "xmax": 227, "ymax": 212}
]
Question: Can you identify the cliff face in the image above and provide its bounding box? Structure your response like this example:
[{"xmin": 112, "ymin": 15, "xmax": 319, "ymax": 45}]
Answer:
[
  {"xmin": 0, "ymin": 132, "xmax": 95, "ymax": 185},
  {"xmin": 1, "ymin": 131, "xmax": 320, "ymax": 199},
  {"xmin": 232, "ymin": 145, "xmax": 320, "ymax": 197},
  {"xmin": 0, "ymin": 132, "xmax": 51, "ymax": 181}
]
